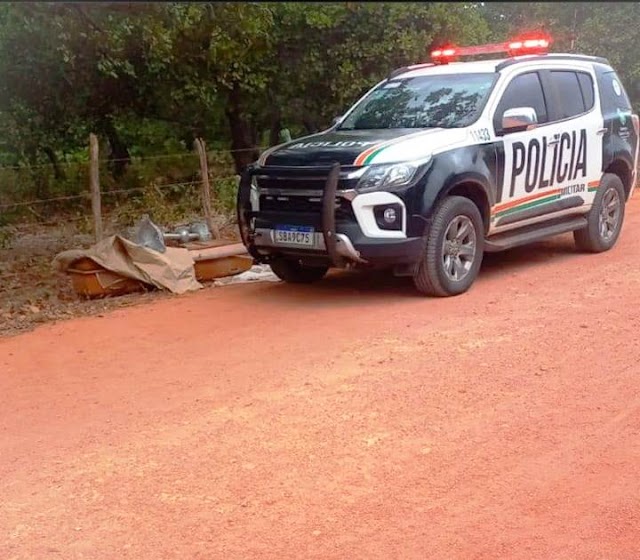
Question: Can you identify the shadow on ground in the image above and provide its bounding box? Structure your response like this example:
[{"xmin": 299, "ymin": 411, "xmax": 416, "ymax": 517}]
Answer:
[{"xmin": 235, "ymin": 233, "xmax": 584, "ymax": 307}]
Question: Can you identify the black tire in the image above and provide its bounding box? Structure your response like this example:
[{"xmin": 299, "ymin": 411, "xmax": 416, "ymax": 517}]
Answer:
[
  {"xmin": 413, "ymin": 196, "xmax": 485, "ymax": 297},
  {"xmin": 573, "ymin": 173, "xmax": 626, "ymax": 253},
  {"xmin": 269, "ymin": 258, "xmax": 329, "ymax": 284}
]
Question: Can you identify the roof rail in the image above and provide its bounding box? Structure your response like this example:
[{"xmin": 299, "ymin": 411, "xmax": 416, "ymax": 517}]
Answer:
[{"xmin": 496, "ymin": 53, "xmax": 609, "ymax": 71}]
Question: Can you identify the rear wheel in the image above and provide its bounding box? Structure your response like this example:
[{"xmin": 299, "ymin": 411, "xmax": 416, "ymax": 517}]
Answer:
[
  {"xmin": 269, "ymin": 258, "xmax": 329, "ymax": 284},
  {"xmin": 413, "ymin": 196, "xmax": 484, "ymax": 297},
  {"xmin": 574, "ymin": 173, "xmax": 626, "ymax": 253}
]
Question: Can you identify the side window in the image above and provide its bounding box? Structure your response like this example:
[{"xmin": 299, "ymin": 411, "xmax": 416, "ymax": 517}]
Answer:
[
  {"xmin": 494, "ymin": 72, "xmax": 548, "ymax": 132},
  {"xmin": 549, "ymin": 71, "xmax": 586, "ymax": 119},
  {"xmin": 577, "ymin": 72, "xmax": 595, "ymax": 111},
  {"xmin": 598, "ymin": 70, "xmax": 632, "ymax": 115}
]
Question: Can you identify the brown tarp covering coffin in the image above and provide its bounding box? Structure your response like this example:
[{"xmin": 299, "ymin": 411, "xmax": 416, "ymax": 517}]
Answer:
[{"xmin": 53, "ymin": 235, "xmax": 202, "ymax": 294}]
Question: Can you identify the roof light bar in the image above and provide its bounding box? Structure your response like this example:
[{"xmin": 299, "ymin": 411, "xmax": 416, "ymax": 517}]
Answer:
[
  {"xmin": 509, "ymin": 38, "xmax": 550, "ymax": 51},
  {"xmin": 430, "ymin": 47, "xmax": 458, "ymax": 65},
  {"xmin": 430, "ymin": 35, "xmax": 551, "ymax": 64},
  {"xmin": 508, "ymin": 37, "xmax": 551, "ymax": 59},
  {"xmin": 431, "ymin": 48, "xmax": 457, "ymax": 58}
]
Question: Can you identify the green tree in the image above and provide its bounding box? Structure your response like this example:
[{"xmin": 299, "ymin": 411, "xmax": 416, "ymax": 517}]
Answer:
[
  {"xmin": 16, "ymin": 0, "xmax": 638, "ymax": 188},
  {"xmin": 265, "ymin": 2, "xmax": 491, "ymax": 138},
  {"xmin": 481, "ymin": 2, "xmax": 640, "ymax": 108},
  {"xmin": 576, "ymin": 3, "xmax": 640, "ymax": 106}
]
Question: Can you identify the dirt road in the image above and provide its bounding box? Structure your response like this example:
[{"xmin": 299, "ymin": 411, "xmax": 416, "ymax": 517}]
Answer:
[{"xmin": 3, "ymin": 197, "xmax": 640, "ymax": 560}]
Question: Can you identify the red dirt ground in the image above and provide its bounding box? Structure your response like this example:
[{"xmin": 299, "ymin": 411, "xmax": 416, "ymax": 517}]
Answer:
[{"xmin": 3, "ymin": 196, "xmax": 640, "ymax": 559}]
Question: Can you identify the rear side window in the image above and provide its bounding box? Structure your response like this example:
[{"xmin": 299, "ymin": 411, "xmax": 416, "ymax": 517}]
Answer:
[
  {"xmin": 549, "ymin": 71, "xmax": 585, "ymax": 119},
  {"xmin": 577, "ymin": 72, "xmax": 595, "ymax": 111},
  {"xmin": 598, "ymin": 70, "xmax": 632, "ymax": 114},
  {"xmin": 494, "ymin": 72, "xmax": 548, "ymax": 130}
]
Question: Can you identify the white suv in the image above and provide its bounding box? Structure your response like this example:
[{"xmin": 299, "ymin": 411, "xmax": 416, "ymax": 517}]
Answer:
[{"xmin": 238, "ymin": 36, "xmax": 639, "ymax": 296}]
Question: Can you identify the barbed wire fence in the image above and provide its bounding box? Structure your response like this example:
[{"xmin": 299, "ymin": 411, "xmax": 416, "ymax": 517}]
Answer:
[{"xmin": 0, "ymin": 136, "xmax": 269, "ymax": 242}]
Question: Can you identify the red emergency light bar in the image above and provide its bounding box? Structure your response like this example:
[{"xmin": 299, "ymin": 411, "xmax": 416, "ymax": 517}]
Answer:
[
  {"xmin": 508, "ymin": 38, "xmax": 550, "ymax": 52},
  {"xmin": 430, "ymin": 36, "xmax": 551, "ymax": 64}
]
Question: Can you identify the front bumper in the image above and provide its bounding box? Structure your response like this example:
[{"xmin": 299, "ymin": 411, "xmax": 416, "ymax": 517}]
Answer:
[{"xmin": 237, "ymin": 163, "xmax": 424, "ymax": 267}]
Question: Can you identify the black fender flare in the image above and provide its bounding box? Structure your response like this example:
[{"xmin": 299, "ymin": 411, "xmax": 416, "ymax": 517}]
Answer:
[{"xmin": 419, "ymin": 171, "xmax": 494, "ymax": 235}]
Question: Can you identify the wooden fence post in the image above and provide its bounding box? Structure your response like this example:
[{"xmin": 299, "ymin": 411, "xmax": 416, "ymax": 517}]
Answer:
[
  {"xmin": 89, "ymin": 133, "xmax": 103, "ymax": 243},
  {"xmin": 194, "ymin": 138, "xmax": 220, "ymax": 239}
]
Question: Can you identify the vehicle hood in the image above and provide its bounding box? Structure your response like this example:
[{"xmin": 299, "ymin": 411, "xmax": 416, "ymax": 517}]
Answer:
[{"xmin": 259, "ymin": 127, "xmax": 469, "ymax": 167}]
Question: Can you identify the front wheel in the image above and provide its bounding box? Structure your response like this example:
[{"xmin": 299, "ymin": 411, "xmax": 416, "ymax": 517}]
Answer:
[
  {"xmin": 573, "ymin": 173, "xmax": 626, "ymax": 253},
  {"xmin": 413, "ymin": 196, "xmax": 485, "ymax": 297},
  {"xmin": 269, "ymin": 258, "xmax": 329, "ymax": 284}
]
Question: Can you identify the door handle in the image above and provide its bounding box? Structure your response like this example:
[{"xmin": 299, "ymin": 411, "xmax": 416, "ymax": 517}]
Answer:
[{"xmin": 597, "ymin": 127, "xmax": 607, "ymax": 135}]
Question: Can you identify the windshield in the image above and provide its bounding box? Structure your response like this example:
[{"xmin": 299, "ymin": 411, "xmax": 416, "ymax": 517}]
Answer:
[{"xmin": 339, "ymin": 73, "xmax": 497, "ymax": 130}]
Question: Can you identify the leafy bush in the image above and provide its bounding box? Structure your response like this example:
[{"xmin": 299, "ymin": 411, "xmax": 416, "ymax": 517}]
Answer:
[{"xmin": 214, "ymin": 175, "xmax": 239, "ymax": 215}]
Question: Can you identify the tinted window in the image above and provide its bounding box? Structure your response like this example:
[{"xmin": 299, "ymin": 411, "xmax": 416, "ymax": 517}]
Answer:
[
  {"xmin": 339, "ymin": 73, "xmax": 496, "ymax": 130},
  {"xmin": 494, "ymin": 72, "xmax": 548, "ymax": 130},
  {"xmin": 577, "ymin": 72, "xmax": 595, "ymax": 110},
  {"xmin": 550, "ymin": 71, "xmax": 585, "ymax": 119},
  {"xmin": 599, "ymin": 70, "xmax": 632, "ymax": 114}
]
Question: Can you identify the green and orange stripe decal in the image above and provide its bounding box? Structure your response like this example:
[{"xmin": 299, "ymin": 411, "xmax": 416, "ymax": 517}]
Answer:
[
  {"xmin": 352, "ymin": 130, "xmax": 435, "ymax": 166},
  {"xmin": 353, "ymin": 141, "xmax": 391, "ymax": 166},
  {"xmin": 493, "ymin": 180, "xmax": 600, "ymax": 220},
  {"xmin": 491, "ymin": 189, "xmax": 563, "ymax": 219}
]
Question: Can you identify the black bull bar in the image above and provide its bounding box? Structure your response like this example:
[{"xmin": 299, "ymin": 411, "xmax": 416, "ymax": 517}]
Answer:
[{"xmin": 237, "ymin": 163, "xmax": 344, "ymax": 266}]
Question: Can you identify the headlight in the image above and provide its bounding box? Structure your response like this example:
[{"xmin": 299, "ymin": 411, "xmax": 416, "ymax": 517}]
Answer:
[{"xmin": 355, "ymin": 157, "xmax": 431, "ymax": 193}]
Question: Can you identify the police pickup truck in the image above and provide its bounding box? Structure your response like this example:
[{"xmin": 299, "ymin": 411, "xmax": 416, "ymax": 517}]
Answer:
[{"xmin": 237, "ymin": 36, "xmax": 639, "ymax": 296}]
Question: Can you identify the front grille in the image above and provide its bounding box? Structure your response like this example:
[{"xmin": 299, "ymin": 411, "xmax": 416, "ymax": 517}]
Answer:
[
  {"xmin": 255, "ymin": 176, "xmax": 358, "ymax": 191},
  {"xmin": 259, "ymin": 194, "xmax": 355, "ymax": 221}
]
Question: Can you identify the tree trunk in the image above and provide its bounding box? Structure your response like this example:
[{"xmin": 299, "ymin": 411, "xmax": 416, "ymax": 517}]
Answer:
[
  {"xmin": 103, "ymin": 120, "xmax": 131, "ymax": 178},
  {"xmin": 225, "ymin": 83, "xmax": 259, "ymax": 173},
  {"xmin": 269, "ymin": 112, "xmax": 282, "ymax": 147},
  {"xmin": 27, "ymin": 148, "xmax": 49, "ymax": 201},
  {"xmin": 42, "ymin": 147, "xmax": 65, "ymax": 180},
  {"xmin": 303, "ymin": 119, "xmax": 319, "ymax": 135},
  {"xmin": 251, "ymin": 119, "xmax": 260, "ymax": 147}
]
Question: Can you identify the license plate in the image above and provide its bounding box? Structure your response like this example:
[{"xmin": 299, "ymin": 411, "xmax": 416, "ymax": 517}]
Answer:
[{"xmin": 274, "ymin": 225, "xmax": 315, "ymax": 247}]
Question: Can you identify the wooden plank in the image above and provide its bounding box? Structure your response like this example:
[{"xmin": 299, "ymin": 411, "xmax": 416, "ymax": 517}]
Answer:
[{"xmin": 188, "ymin": 242, "xmax": 248, "ymax": 262}]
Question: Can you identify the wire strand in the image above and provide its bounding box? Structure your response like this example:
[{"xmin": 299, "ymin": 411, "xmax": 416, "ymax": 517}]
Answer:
[
  {"xmin": 0, "ymin": 177, "xmax": 238, "ymax": 210},
  {"xmin": 0, "ymin": 193, "xmax": 89, "ymax": 208},
  {"xmin": 0, "ymin": 146, "xmax": 268, "ymax": 171}
]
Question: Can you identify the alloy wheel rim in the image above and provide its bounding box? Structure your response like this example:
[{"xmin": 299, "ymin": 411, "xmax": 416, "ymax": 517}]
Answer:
[
  {"xmin": 598, "ymin": 187, "xmax": 621, "ymax": 241},
  {"xmin": 441, "ymin": 215, "xmax": 477, "ymax": 282}
]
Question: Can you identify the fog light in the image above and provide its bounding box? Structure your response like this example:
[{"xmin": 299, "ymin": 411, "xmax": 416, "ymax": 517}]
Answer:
[
  {"xmin": 374, "ymin": 203, "xmax": 403, "ymax": 231},
  {"xmin": 383, "ymin": 207, "xmax": 397, "ymax": 224}
]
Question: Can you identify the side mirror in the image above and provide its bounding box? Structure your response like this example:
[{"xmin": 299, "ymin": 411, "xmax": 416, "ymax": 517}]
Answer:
[{"xmin": 502, "ymin": 107, "xmax": 538, "ymax": 133}]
